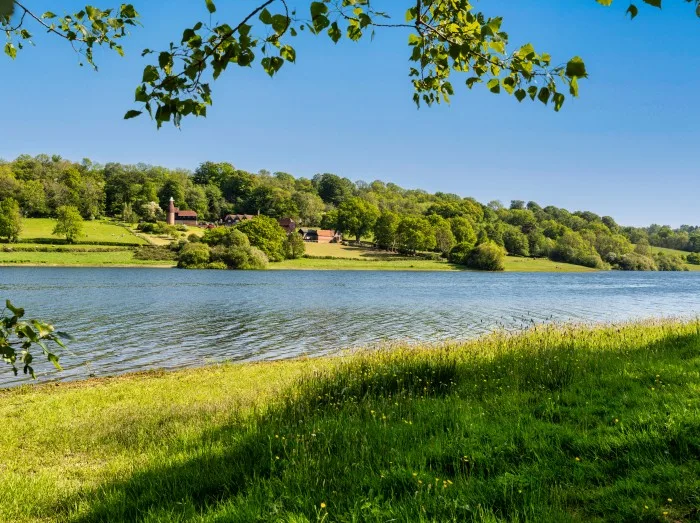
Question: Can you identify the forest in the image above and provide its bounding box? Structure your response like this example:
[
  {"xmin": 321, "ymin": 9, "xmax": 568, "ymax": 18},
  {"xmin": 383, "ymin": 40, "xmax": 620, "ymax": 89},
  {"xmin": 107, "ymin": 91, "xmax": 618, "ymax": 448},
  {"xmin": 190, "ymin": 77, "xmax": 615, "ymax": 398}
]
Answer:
[{"xmin": 1, "ymin": 153, "xmax": 697, "ymax": 271}]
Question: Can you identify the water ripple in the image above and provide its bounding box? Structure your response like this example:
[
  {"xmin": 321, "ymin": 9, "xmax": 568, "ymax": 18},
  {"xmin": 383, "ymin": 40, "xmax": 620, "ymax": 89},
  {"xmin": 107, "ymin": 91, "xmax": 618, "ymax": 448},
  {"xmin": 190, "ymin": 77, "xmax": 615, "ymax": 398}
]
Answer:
[{"xmin": 2, "ymin": 268, "xmax": 700, "ymax": 387}]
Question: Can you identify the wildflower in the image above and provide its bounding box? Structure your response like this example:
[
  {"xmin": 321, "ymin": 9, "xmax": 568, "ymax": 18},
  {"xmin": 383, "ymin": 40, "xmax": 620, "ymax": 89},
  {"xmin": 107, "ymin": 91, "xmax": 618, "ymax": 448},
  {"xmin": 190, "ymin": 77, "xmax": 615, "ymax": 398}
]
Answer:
[
  {"xmin": 412, "ymin": 472, "xmax": 417, "ymax": 477},
  {"xmin": 663, "ymin": 512, "xmax": 668, "ymax": 516},
  {"xmin": 320, "ymin": 502, "xmax": 326, "ymax": 509},
  {"xmin": 668, "ymin": 498, "xmax": 672, "ymax": 502},
  {"xmin": 575, "ymin": 457, "xmax": 581, "ymax": 462}
]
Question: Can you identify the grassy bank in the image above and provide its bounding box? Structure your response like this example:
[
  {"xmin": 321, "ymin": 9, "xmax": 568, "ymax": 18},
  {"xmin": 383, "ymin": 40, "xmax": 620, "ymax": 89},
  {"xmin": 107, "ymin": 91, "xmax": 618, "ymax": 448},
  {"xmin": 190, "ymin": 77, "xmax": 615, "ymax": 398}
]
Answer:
[{"xmin": 2, "ymin": 321, "xmax": 699, "ymax": 522}]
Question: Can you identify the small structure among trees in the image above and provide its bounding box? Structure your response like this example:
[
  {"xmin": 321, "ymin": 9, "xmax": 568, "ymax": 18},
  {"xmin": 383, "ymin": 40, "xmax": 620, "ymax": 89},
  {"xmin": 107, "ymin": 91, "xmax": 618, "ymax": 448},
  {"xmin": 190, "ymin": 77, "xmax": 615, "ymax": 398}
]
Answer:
[{"xmin": 166, "ymin": 197, "xmax": 198, "ymax": 226}]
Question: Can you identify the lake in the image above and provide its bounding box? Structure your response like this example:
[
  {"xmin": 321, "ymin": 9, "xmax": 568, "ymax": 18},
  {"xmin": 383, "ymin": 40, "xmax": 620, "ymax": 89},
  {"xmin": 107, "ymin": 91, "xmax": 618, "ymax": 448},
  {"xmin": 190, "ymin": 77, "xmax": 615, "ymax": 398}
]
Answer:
[{"xmin": 2, "ymin": 267, "xmax": 700, "ymax": 387}]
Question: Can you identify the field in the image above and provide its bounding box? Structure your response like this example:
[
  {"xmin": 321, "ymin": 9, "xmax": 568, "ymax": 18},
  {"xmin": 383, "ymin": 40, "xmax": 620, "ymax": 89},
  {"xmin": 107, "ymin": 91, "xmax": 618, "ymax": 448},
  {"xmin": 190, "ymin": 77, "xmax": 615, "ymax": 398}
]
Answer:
[
  {"xmin": 0, "ymin": 250, "xmax": 174, "ymax": 267},
  {"xmin": 1, "ymin": 320, "xmax": 699, "ymax": 522},
  {"xmin": 18, "ymin": 218, "xmax": 148, "ymax": 245},
  {"xmin": 275, "ymin": 243, "xmax": 595, "ymax": 272}
]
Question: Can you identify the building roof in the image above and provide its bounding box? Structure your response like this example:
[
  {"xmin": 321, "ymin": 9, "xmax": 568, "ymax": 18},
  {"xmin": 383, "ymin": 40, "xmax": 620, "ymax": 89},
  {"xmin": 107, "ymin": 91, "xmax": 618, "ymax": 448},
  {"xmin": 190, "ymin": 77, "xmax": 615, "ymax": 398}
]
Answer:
[
  {"xmin": 224, "ymin": 214, "xmax": 255, "ymax": 221},
  {"xmin": 316, "ymin": 229, "xmax": 335, "ymax": 237},
  {"xmin": 176, "ymin": 210, "xmax": 198, "ymax": 217}
]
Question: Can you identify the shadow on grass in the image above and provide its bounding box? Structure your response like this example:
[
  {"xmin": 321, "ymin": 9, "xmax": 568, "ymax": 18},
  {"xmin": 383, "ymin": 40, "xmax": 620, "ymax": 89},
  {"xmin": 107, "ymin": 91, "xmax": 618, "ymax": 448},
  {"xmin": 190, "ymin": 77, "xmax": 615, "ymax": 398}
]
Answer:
[{"xmin": 63, "ymin": 331, "xmax": 700, "ymax": 522}]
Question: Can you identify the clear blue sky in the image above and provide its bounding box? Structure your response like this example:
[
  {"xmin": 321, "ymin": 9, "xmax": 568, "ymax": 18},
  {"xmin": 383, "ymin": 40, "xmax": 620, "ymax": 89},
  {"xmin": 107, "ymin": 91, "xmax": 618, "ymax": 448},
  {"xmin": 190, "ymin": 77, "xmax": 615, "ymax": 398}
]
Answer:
[{"xmin": 2, "ymin": 1, "xmax": 698, "ymax": 227}]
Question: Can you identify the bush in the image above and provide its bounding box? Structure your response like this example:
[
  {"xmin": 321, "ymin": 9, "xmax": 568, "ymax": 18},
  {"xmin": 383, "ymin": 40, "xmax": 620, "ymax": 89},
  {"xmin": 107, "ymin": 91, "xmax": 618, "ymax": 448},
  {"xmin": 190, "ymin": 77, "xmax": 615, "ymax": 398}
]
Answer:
[
  {"xmin": 615, "ymin": 252, "xmax": 657, "ymax": 271},
  {"xmin": 448, "ymin": 242, "xmax": 473, "ymax": 264},
  {"xmin": 210, "ymin": 245, "xmax": 268, "ymax": 270},
  {"xmin": 187, "ymin": 233, "xmax": 201, "ymax": 243},
  {"xmin": 465, "ymin": 242, "xmax": 506, "ymax": 271},
  {"xmin": 138, "ymin": 221, "xmax": 169, "ymax": 234},
  {"xmin": 177, "ymin": 243, "xmax": 211, "ymax": 268},
  {"xmin": 550, "ymin": 231, "xmax": 607, "ymax": 269},
  {"xmin": 654, "ymin": 253, "xmax": 688, "ymax": 271},
  {"xmin": 687, "ymin": 252, "xmax": 700, "ymax": 265}
]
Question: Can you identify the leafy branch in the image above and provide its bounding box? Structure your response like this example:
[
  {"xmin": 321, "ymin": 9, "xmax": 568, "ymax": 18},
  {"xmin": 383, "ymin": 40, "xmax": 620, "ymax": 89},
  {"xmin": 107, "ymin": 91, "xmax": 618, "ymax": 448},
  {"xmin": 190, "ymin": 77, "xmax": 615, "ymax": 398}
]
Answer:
[
  {"xmin": 1, "ymin": 300, "xmax": 71, "ymax": 379},
  {"xmin": 2, "ymin": 0, "xmax": 698, "ymax": 127}
]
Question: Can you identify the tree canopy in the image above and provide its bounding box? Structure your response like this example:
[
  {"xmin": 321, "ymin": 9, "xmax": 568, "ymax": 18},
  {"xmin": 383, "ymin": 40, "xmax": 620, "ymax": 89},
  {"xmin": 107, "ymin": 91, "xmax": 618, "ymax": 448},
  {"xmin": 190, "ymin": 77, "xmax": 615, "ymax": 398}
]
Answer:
[{"xmin": 3, "ymin": 1, "xmax": 698, "ymax": 128}]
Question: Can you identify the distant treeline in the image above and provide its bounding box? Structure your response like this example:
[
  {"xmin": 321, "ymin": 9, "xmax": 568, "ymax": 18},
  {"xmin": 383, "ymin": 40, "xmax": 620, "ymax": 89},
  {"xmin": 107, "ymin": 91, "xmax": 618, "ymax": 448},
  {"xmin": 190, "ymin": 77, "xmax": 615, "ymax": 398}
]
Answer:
[{"xmin": 1, "ymin": 154, "xmax": 698, "ymax": 270}]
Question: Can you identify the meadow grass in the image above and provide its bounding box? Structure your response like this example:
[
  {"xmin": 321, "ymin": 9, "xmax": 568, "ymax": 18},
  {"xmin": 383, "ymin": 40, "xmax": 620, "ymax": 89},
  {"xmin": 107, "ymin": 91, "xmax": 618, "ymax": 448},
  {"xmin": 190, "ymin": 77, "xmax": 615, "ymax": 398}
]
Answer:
[
  {"xmin": 273, "ymin": 252, "xmax": 595, "ymax": 272},
  {"xmin": 1, "ymin": 320, "xmax": 699, "ymax": 522},
  {"xmin": 18, "ymin": 218, "xmax": 148, "ymax": 246},
  {"xmin": 0, "ymin": 250, "xmax": 175, "ymax": 266}
]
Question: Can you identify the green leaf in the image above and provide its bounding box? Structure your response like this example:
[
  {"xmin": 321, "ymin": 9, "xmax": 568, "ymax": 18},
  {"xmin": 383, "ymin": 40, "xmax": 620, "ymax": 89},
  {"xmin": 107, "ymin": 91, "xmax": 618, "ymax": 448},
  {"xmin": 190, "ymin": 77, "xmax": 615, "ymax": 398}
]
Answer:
[
  {"xmin": 205, "ymin": 0, "xmax": 216, "ymax": 14},
  {"xmin": 259, "ymin": 8, "xmax": 272, "ymax": 24},
  {"xmin": 6, "ymin": 300, "xmax": 24, "ymax": 318},
  {"xmin": 124, "ymin": 110, "xmax": 142, "ymax": 119},
  {"xmin": 553, "ymin": 92, "xmax": 565, "ymax": 112},
  {"xmin": 642, "ymin": 0, "xmax": 661, "ymax": 8},
  {"xmin": 310, "ymin": 2, "xmax": 328, "ymax": 18},
  {"xmin": 626, "ymin": 4, "xmax": 639, "ymax": 18},
  {"xmin": 134, "ymin": 85, "xmax": 148, "ymax": 102},
  {"xmin": 142, "ymin": 65, "xmax": 159, "ymax": 83},
  {"xmin": 487, "ymin": 78, "xmax": 500, "ymax": 94},
  {"xmin": 565, "ymin": 57, "xmax": 587, "ymax": 78},
  {"xmin": 514, "ymin": 89, "xmax": 527, "ymax": 102},
  {"xmin": 4, "ymin": 42, "xmax": 17, "ymax": 60},
  {"xmin": 42, "ymin": 11, "xmax": 57, "ymax": 19},
  {"xmin": 537, "ymin": 87, "xmax": 551, "ymax": 105}
]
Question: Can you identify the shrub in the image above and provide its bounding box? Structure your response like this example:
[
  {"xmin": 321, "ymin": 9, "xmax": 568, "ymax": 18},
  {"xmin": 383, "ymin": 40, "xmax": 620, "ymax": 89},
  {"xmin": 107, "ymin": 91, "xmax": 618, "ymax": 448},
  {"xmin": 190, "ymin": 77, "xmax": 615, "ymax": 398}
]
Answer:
[
  {"xmin": 615, "ymin": 252, "xmax": 657, "ymax": 271},
  {"xmin": 654, "ymin": 253, "xmax": 688, "ymax": 271},
  {"xmin": 465, "ymin": 242, "xmax": 506, "ymax": 271},
  {"xmin": 550, "ymin": 231, "xmax": 607, "ymax": 269},
  {"xmin": 210, "ymin": 245, "xmax": 268, "ymax": 270},
  {"xmin": 687, "ymin": 252, "xmax": 700, "ymax": 265},
  {"xmin": 448, "ymin": 242, "xmax": 473, "ymax": 264},
  {"xmin": 177, "ymin": 243, "xmax": 210, "ymax": 268},
  {"xmin": 187, "ymin": 233, "xmax": 201, "ymax": 243},
  {"xmin": 202, "ymin": 227, "xmax": 250, "ymax": 248}
]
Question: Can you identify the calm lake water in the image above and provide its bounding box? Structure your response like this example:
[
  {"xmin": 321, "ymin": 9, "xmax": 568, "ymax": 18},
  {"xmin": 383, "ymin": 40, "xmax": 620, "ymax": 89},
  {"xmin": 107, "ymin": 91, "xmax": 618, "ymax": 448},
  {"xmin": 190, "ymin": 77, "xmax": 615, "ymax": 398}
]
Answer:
[{"xmin": 2, "ymin": 267, "xmax": 700, "ymax": 387}]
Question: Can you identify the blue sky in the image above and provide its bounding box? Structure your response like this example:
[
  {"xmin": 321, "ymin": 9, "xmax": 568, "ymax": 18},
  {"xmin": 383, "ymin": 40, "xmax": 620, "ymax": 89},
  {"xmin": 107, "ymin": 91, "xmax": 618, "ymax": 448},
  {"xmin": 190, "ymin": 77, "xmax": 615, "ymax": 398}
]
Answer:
[{"xmin": 2, "ymin": 1, "xmax": 698, "ymax": 227}]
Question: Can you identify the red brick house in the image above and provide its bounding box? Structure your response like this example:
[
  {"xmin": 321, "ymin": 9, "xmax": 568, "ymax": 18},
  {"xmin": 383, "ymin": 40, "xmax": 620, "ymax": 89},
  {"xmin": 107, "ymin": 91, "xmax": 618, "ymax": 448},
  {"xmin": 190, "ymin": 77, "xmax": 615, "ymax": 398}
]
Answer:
[
  {"xmin": 299, "ymin": 228, "xmax": 341, "ymax": 243},
  {"xmin": 167, "ymin": 197, "xmax": 198, "ymax": 226}
]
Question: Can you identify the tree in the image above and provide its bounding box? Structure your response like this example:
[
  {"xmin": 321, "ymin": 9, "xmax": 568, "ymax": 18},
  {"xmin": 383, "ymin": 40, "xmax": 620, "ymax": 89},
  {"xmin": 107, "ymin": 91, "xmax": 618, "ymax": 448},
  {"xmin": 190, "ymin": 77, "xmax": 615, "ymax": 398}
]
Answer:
[
  {"xmin": 449, "ymin": 217, "xmax": 477, "ymax": 248},
  {"xmin": 314, "ymin": 174, "xmax": 355, "ymax": 207},
  {"xmin": 0, "ymin": 198, "xmax": 22, "ymax": 242},
  {"xmin": 284, "ymin": 232, "xmax": 306, "ymax": 259},
  {"xmin": 53, "ymin": 205, "xmax": 84, "ymax": 243},
  {"xmin": 336, "ymin": 197, "xmax": 380, "ymax": 243},
  {"xmin": 18, "ymin": 179, "xmax": 48, "ymax": 217},
  {"xmin": 374, "ymin": 211, "xmax": 400, "ymax": 251},
  {"xmin": 1, "ymin": 300, "xmax": 69, "ymax": 378},
  {"xmin": 236, "ymin": 215, "xmax": 287, "ymax": 262},
  {"xmin": 503, "ymin": 225, "xmax": 530, "ymax": 257},
  {"xmin": 396, "ymin": 216, "xmax": 436, "ymax": 254},
  {"xmin": 292, "ymin": 191, "xmax": 325, "ymax": 226}
]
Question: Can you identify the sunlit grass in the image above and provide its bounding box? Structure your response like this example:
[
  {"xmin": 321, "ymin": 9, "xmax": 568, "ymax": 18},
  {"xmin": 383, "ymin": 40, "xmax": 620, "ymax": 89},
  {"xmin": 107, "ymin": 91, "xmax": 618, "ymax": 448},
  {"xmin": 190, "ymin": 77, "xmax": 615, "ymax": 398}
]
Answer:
[
  {"xmin": 18, "ymin": 218, "xmax": 148, "ymax": 245},
  {"xmin": 1, "ymin": 320, "xmax": 699, "ymax": 522},
  {"xmin": 0, "ymin": 250, "xmax": 174, "ymax": 266}
]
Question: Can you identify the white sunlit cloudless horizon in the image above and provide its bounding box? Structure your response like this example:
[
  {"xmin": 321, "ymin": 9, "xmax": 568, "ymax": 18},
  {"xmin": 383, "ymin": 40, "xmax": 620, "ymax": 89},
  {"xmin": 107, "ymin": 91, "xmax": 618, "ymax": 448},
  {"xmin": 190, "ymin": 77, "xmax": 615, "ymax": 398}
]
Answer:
[{"xmin": 1, "ymin": 0, "xmax": 698, "ymax": 227}]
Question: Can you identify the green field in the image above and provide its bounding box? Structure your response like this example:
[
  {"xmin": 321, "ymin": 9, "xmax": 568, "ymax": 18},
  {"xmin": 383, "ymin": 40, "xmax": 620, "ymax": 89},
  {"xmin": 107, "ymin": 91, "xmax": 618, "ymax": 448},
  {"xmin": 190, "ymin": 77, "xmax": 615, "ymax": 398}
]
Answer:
[
  {"xmin": 2, "ymin": 320, "xmax": 699, "ymax": 522},
  {"xmin": 0, "ymin": 250, "xmax": 175, "ymax": 266},
  {"xmin": 275, "ymin": 243, "xmax": 595, "ymax": 272},
  {"xmin": 17, "ymin": 218, "xmax": 148, "ymax": 245}
]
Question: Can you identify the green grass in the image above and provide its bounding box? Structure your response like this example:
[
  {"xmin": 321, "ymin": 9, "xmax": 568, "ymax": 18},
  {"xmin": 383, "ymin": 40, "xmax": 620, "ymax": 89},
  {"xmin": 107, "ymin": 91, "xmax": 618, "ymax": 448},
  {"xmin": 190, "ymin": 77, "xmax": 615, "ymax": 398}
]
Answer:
[
  {"xmin": 0, "ymin": 250, "xmax": 175, "ymax": 266},
  {"xmin": 2, "ymin": 320, "xmax": 699, "ymax": 522},
  {"xmin": 274, "ymin": 250, "xmax": 595, "ymax": 272},
  {"xmin": 18, "ymin": 218, "xmax": 148, "ymax": 245}
]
